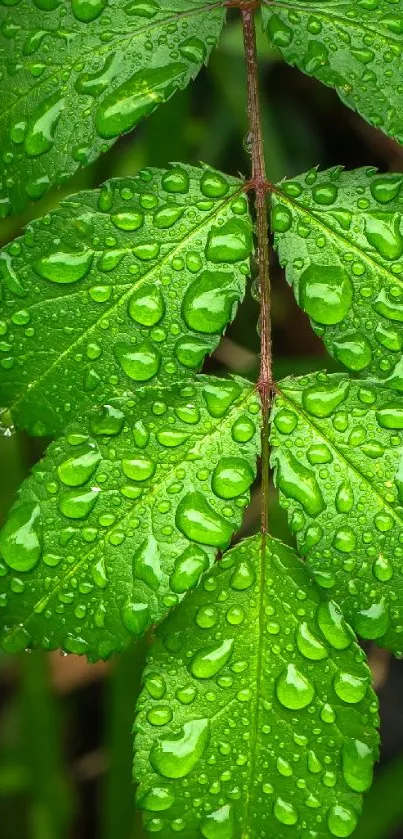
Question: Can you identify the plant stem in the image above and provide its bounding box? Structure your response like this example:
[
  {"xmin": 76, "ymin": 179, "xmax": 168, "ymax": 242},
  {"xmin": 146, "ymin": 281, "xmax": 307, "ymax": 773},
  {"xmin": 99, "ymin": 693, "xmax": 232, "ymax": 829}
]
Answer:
[{"xmin": 241, "ymin": 4, "xmax": 272, "ymax": 535}]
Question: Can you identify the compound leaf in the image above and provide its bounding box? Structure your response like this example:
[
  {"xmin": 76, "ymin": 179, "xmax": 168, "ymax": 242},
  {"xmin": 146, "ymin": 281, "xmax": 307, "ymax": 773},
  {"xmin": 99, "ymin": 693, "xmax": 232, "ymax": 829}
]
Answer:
[
  {"xmin": 0, "ymin": 0, "xmax": 225, "ymax": 215},
  {"xmin": 262, "ymin": 1, "xmax": 403, "ymax": 146},
  {"xmin": 0, "ymin": 376, "xmax": 259, "ymax": 661},
  {"xmin": 271, "ymin": 166, "xmax": 403, "ymax": 388},
  {"xmin": 271, "ymin": 371, "xmax": 403, "ymax": 655},
  {"xmin": 0, "ymin": 165, "xmax": 252, "ymax": 435},
  {"xmin": 135, "ymin": 534, "xmax": 379, "ymax": 838}
]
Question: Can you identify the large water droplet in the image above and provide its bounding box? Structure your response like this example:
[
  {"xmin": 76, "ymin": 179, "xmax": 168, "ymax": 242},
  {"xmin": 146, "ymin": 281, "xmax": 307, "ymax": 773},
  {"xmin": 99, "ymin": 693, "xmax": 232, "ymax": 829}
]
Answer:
[
  {"xmin": 169, "ymin": 545, "xmax": 209, "ymax": 593},
  {"xmin": 190, "ymin": 638, "xmax": 234, "ymax": 679},
  {"xmin": 211, "ymin": 457, "xmax": 254, "ymax": 500},
  {"xmin": 58, "ymin": 442, "xmax": 101, "ymax": 486},
  {"xmin": 201, "ymin": 804, "xmax": 234, "ymax": 839},
  {"xmin": 365, "ymin": 212, "xmax": 403, "ymax": 260},
  {"xmin": 138, "ymin": 786, "xmax": 175, "ymax": 813},
  {"xmin": 114, "ymin": 340, "xmax": 161, "ymax": 381},
  {"xmin": 35, "ymin": 249, "xmax": 93, "ymax": 284},
  {"xmin": 299, "ymin": 264, "xmax": 353, "ymax": 325},
  {"xmin": 370, "ymin": 176, "xmax": 402, "ymax": 204},
  {"xmin": 182, "ymin": 270, "xmax": 239, "ymax": 334},
  {"xmin": 76, "ymin": 53, "xmax": 120, "ymax": 97},
  {"xmin": 376, "ymin": 403, "xmax": 403, "ymax": 429},
  {"xmin": 153, "ymin": 204, "xmax": 184, "ymax": 229},
  {"xmin": 342, "ymin": 739, "xmax": 374, "ymax": 793},
  {"xmin": 150, "ymin": 718, "xmax": 210, "ymax": 779},
  {"xmin": 90, "ymin": 404, "xmax": 124, "ymax": 436},
  {"xmin": 206, "ymin": 218, "xmax": 252, "ymax": 263},
  {"xmin": 24, "ymin": 94, "xmax": 64, "ymax": 157},
  {"xmin": 333, "ymin": 332, "xmax": 372, "ymax": 371},
  {"xmin": 95, "ymin": 64, "xmax": 186, "ymax": 138},
  {"xmin": 302, "ymin": 379, "xmax": 349, "ymax": 418},
  {"xmin": 276, "ymin": 450, "xmax": 325, "ymax": 516},
  {"xmin": 71, "ymin": 0, "xmax": 107, "ymax": 22},
  {"xmin": 133, "ymin": 536, "xmax": 161, "ymax": 590},
  {"xmin": 273, "ymin": 797, "xmax": 298, "ymax": 826},
  {"xmin": 59, "ymin": 487, "xmax": 99, "ymax": 519},
  {"xmin": 354, "ymin": 601, "xmax": 389, "ymax": 640},
  {"xmin": 333, "ymin": 671, "xmax": 369, "ymax": 704},
  {"xmin": 327, "ymin": 805, "xmax": 358, "ymax": 838},
  {"xmin": 176, "ymin": 492, "xmax": 233, "ymax": 548},
  {"xmin": 296, "ymin": 621, "xmax": 328, "ymax": 660},
  {"xmin": 122, "ymin": 456, "xmax": 155, "ymax": 481},
  {"xmin": 276, "ymin": 664, "xmax": 315, "ymax": 709},
  {"xmin": 122, "ymin": 601, "xmax": 150, "ymax": 635},
  {"xmin": 202, "ymin": 380, "xmax": 241, "ymax": 418},
  {"xmin": 317, "ymin": 601, "xmax": 352, "ymax": 650},
  {"xmin": 0, "ymin": 503, "xmax": 42, "ymax": 572}
]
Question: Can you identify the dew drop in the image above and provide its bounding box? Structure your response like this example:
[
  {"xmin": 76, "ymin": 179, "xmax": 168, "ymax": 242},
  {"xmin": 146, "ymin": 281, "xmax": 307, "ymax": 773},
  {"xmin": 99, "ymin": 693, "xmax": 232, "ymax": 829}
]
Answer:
[
  {"xmin": 275, "ymin": 450, "xmax": 325, "ymax": 516},
  {"xmin": 58, "ymin": 487, "xmax": 99, "ymax": 519},
  {"xmin": 150, "ymin": 718, "xmax": 210, "ymax": 779},
  {"xmin": 342, "ymin": 739, "xmax": 374, "ymax": 793},
  {"xmin": 201, "ymin": 804, "xmax": 234, "ymax": 839},
  {"xmin": 299, "ymin": 264, "xmax": 353, "ymax": 325},
  {"xmin": 317, "ymin": 601, "xmax": 352, "ymax": 650},
  {"xmin": 333, "ymin": 671, "xmax": 369, "ymax": 704},
  {"xmin": 296, "ymin": 621, "xmax": 328, "ymax": 660},
  {"xmin": 35, "ymin": 249, "xmax": 93, "ymax": 284},
  {"xmin": 57, "ymin": 443, "xmax": 101, "ymax": 486},
  {"xmin": 176, "ymin": 492, "xmax": 233, "ymax": 548},
  {"xmin": 121, "ymin": 601, "xmax": 150, "ymax": 635},
  {"xmin": 0, "ymin": 503, "xmax": 42, "ymax": 572},
  {"xmin": 114, "ymin": 340, "xmax": 161, "ymax": 381},
  {"xmin": 182, "ymin": 270, "xmax": 239, "ymax": 334},
  {"xmin": 95, "ymin": 64, "xmax": 186, "ymax": 138},
  {"xmin": 169, "ymin": 545, "xmax": 209, "ymax": 593},
  {"xmin": 211, "ymin": 457, "xmax": 254, "ymax": 500},
  {"xmin": 327, "ymin": 805, "xmax": 358, "ymax": 838},
  {"xmin": 276, "ymin": 663, "xmax": 315, "ymax": 710},
  {"xmin": 206, "ymin": 218, "xmax": 252, "ymax": 263},
  {"xmin": 190, "ymin": 639, "xmax": 234, "ymax": 679}
]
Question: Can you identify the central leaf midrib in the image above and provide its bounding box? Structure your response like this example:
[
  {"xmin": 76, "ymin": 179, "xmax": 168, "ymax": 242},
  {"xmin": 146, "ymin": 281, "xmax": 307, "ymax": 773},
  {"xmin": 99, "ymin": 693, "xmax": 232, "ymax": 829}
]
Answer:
[
  {"xmin": 8, "ymin": 183, "xmax": 244, "ymax": 417},
  {"xmin": 13, "ymin": 383, "xmax": 256, "ymax": 640},
  {"xmin": 0, "ymin": 2, "xmax": 225, "ymax": 122},
  {"xmin": 278, "ymin": 384, "xmax": 403, "ymax": 528},
  {"xmin": 274, "ymin": 187, "xmax": 403, "ymax": 293}
]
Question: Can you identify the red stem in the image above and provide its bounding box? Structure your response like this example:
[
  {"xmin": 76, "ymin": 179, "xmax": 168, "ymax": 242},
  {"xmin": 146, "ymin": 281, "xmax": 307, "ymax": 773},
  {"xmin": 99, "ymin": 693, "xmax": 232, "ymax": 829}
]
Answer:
[{"xmin": 241, "ymin": 4, "xmax": 273, "ymax": 535}]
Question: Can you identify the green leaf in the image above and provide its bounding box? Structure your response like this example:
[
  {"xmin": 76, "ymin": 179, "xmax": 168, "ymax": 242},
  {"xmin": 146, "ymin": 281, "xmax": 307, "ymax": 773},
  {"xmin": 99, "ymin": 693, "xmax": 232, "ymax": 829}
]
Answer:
[
  {"xmin": 0, "ymin": 0, "xmax": 225, "ymax": 216},
  {"xmin": 134, "ymin": 534, "xmax": 379, "ymax": 838},
  {"xmin": 271, "ymin": 166, "xmax": 403, "ymax": 387},
  {"xmin": 0, "ymin": 165, "xmax": 252, "ymax": 435},
  {"xmin": 271, "ymin": 371, "xmax": 403, "ymax": 655},
  {"xmin": 0, "ymin": 376, "xmax": 260, "ymax": 661},
  {"xmin": 262, "ymin": 1, "xmax": 403, "ymax": 145}
]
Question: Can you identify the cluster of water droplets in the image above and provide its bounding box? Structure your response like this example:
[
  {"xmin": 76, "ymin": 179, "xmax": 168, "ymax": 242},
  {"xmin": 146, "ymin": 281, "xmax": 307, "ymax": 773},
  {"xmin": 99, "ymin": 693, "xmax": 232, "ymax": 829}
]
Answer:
[
  {"xmin": 264, "ymin": 1, "xmax": 403, "ymax": 146},
  {"xmin": 271, "ymin": 371, "xmax": 403, "ymax": 653},
  {"xmin": 0, "ymin": 376, "xmax": 259, "ymax": 658},
  {"xmin": 0, "ymin": 0, "xmax": 225, "ymax": 212},
  {"xmin": 272, "ymin": 166, "xmax": 403, "ymax": 386},
  {"xmin": 135, "ymin": 536, "xmax": 378, "ymax": 838},
  {"xmin": 0, "ymin": 165, "xmax": 252, "ymax": 434}
]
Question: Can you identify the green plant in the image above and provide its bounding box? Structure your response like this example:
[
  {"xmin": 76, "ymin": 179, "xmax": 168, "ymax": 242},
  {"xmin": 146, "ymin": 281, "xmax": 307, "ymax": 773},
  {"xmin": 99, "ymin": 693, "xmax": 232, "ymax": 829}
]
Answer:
[{"xmin": 2, "ymin": 0, "xmax": 403, "ymax": 835}]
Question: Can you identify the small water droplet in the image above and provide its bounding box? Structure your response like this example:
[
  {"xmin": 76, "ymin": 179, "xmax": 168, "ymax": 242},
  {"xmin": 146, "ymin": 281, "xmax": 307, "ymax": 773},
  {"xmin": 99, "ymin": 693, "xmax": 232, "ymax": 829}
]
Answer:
[{"xmin": 276, "ymin": 663, "xmax": 315, "ymax": 709}]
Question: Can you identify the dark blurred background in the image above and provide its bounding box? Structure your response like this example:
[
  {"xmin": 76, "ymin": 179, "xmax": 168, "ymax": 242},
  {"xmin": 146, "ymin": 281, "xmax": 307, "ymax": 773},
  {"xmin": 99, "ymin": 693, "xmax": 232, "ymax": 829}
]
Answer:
[{"xmin": 0, "ymin": 15, "xmax": 402, "ymax": 839}]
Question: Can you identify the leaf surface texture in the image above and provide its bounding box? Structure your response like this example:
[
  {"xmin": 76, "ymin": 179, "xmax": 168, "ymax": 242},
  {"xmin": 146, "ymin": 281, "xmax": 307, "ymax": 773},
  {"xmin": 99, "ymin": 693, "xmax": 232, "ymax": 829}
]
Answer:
[
  {"xmin": 0, "ymin": 0, "xmax": 224, "ymax": 213},
  {"xmin": 271, "ymin": 166, "xmax": 403, "ymax": 387},
  {"xmin": 0, "ymin": 166, "xmax": 251, "ymax": 435},
  {"xmin": 271, "ymin": 372, "xmax": 403, "ymax": 654},
  {"xmin": 0, "ymin": 376, "xmax": 259, "ymax": 660},
  {"xmin": 135, "ymin": 534, "xmax": 379, "ymax": 838},
  {"xmin": 262, "ymin": 1, "xmax": 403, "ymax": 145}
]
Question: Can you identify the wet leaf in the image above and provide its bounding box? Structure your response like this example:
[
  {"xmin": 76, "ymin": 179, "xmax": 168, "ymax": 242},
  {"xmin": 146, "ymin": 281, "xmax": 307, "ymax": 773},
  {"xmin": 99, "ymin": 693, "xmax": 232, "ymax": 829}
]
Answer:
[
  {"xmin": 262, "ymin": 1, "xmax": 403, "ymax": 146},
  {"xmin": 0, "ymin": 165, "xmax": 252, "ymax": 435},
  {"xmin": 135, "ymin": 534, "xmax": 379, "ymax": 838},
  {"xmin": 0, "ymin": 376, "xmax": 259, "ymax": 661},
  {"xmin": 271, "ymin": 166, "xmax": 403, "ymax": 389},
  {"xmin": 0, "ymin": 0, "xmax": 225, "ymax": 215},
  {"xmin": 271, "ymin": 371, "xmax": 403, "ymax": 655}
]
